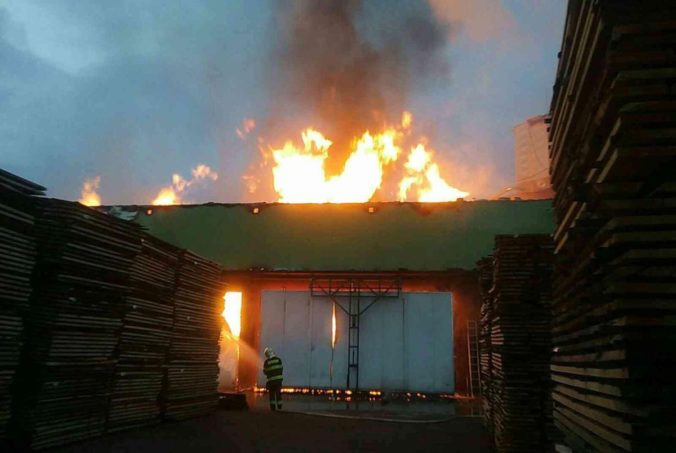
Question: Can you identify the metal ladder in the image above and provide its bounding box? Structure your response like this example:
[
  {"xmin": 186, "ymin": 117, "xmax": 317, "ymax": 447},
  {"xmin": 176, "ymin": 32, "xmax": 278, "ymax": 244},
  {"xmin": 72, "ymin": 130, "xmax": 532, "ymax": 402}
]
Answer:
[
  {"xmin": 467, "ymin": 320, "xmax": 481, "ymax": 397},
  {"xmin": 347, "ymin": 289, "xmax": 360, "ymax": 390},
  {"xmin": 310, "ymin": 277, "xmax": 401, "ymax": 393}
]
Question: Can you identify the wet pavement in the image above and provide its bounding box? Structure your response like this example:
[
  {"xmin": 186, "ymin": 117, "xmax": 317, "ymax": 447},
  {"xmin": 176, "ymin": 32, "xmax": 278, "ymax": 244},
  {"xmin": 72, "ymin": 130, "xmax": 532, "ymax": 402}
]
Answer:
[
  {"xmin": 247, "ymin": 392, "xmax": 483, "ymax": 422},
  {"xmin": 54, "ymin": 408, "xmax": 493, "ymax": 453}
]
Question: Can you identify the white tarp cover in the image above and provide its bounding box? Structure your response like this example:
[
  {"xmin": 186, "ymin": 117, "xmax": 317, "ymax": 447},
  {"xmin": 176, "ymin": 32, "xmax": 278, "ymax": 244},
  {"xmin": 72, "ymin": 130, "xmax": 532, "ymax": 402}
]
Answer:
[{"xmin": 258, "ymin": 291, "xmax": 453, "ymax": 393}]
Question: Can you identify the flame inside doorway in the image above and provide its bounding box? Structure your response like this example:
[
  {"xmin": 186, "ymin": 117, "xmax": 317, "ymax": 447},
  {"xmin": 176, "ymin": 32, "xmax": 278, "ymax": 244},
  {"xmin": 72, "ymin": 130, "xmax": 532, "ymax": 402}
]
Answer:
[
  {"xmin": 223, "ymin": 291, "xmax": 242, "ymax": 337},
  {"xmin": 219, "ymin": 291, "xmax": 243, "ymax": 391}
]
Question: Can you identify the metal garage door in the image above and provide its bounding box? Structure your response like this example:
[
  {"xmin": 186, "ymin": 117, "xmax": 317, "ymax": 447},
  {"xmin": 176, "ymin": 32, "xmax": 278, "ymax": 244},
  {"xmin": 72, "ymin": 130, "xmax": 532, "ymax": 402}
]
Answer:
[{"xmin": 257, "ymin": 290, "xmax": 453, "ymax": 393}]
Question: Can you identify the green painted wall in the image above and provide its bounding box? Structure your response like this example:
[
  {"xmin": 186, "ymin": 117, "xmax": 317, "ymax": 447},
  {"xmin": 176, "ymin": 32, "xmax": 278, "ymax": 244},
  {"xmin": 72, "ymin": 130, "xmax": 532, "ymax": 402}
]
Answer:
[{"xmin": 133, "ymin": 201, "xmax": 554, "ymax": 271}]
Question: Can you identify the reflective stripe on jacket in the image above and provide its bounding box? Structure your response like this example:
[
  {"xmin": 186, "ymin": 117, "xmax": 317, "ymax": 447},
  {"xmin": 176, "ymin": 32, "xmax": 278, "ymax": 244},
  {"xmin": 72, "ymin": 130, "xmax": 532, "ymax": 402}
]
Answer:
[{"xmin": 264, "ymin": 356, "xmax": 283, "ymax": 382}]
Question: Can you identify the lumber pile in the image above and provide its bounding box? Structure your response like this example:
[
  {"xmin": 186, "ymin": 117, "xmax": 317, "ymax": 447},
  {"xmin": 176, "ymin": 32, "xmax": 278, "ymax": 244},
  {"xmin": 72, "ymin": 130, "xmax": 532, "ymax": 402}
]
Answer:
[
  {"xmin": 0, "ymin": 170, "xmax": 44, "ymax": 443},
  {"xmin": 106, "ymin": 235, "xmax": 181, "ymax": 432},
  {"xmin": 549, "ymin": 1, "xmax": 676, "ymax": 451},
  {"xmin": 479, "ymin": 235, "xmax": 554, "ymax": 453},
  {"xmin": 0, "ymin": 168, "xmax": 226, "ymax": 449},
  {"xmin": 160, "ymin": 251, "xmax": 222, "ymax": 420},
  {"xmin": 477, "ymin": 256, "xmax": 494, "ymax": 433},
  {"xmin": 10, "ymin": 199, "xmax": 142, "ymax": 450}
]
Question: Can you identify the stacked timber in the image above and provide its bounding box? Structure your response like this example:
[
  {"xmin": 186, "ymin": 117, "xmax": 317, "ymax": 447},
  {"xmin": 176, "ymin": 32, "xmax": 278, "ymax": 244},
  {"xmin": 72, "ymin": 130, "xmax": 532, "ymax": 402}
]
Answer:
[
  {"xmin": 0, "ymin": 169, "xmax": 44, "ymax": 444},
  {"xmin": 10, "ymin": 199, "xmax": 142, "ymax": 450},
  {"xmin": 479, "ymin": 235, "xmax": 554, "ymax": 452},
  {"xmin": 477, "ymin": 256, "xmax": 494, "ymax": 432},
  {"xmin": 106, "ymin": 235, "xmax": 181, "ymax": 432},
  {"xmin": 160, "ymin": 251, "xmax": 222, "ymax": 420},
  {"xmin": 549, "ymin": 2, "xmax": 676, "ymax": 451},
  {"xmin": 0, "ymin": 169, "xmax": 226, "ymax": 449}
]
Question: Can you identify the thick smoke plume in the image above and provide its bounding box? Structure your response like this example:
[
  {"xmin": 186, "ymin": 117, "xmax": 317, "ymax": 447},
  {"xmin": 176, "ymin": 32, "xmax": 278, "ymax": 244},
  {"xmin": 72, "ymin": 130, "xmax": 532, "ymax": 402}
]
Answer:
[{"xmin": 266, "ymin": 0, "xmax": 450, "ymax": 176}]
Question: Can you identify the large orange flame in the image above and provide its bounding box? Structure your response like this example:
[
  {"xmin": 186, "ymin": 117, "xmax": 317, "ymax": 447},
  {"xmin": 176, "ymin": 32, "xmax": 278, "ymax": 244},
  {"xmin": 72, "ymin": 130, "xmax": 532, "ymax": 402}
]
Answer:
[
  {"xmin": 398, "ymin": 144, "xmax": 470, "ymax": 202},
  {"xmin": 267, "ymin": 112, "xmax": 468, "ymax": 203},
  {"xmin": 271, "ymin": 128, "xmax": 401, "ymax": 203},
  {"xmin": 79, "ymin": 176, "xmax": 102, "ymax": 207}
]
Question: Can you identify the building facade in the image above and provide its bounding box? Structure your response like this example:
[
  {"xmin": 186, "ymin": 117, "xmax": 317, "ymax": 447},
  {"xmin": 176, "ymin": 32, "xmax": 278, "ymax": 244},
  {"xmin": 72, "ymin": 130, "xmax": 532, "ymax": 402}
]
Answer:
[
  {"xmin": 513, "ymin": 114, "xmax": 554, "ymax": 199},
  {"xmin": 125, "ymin": 201, "xmax": 554, "ymax": 395}
]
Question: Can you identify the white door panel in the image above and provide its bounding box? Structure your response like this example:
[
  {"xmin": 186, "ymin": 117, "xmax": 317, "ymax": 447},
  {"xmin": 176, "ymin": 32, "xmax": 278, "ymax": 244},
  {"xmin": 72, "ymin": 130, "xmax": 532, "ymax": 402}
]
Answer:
[{"xmin": 258, "ymin": 290, "xmax": 453, "ymax": 393}]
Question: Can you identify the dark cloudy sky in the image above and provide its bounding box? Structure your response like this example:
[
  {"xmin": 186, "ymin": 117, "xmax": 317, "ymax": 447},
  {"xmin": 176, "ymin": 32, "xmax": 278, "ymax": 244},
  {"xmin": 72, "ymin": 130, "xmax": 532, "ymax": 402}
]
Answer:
[{"xmin": 0, "ymin": 1, "xmax": 566, "ymax": 204}]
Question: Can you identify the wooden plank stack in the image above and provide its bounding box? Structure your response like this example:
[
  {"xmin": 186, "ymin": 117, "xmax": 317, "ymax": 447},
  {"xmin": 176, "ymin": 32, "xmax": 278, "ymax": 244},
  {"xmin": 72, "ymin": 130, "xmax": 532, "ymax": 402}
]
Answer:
[
  {"xmin": 106, "ymin": 235, "xmax": 181, "ymax": 432},
  {"xmin": 10, "ymin": 198, "xmax": 142, "ymax": 450},
  {"xmin": 160, "ymin": 250, "xmax": 223, "ymax": 420},
  {"xmin": 0, "ymin": 168, "xmax": 226, "ymax": 449},
  {"xmin": 549, "ymin": 1, "xmax": 676, "ymax": 451},
  {"xmin": 477, "ymin": 256, "xmax": 494, "ymax": 432},
  {"xmin": 0, "ymin": 170, "xmax": 44, "ymax": 444},
  {"xmin": 479, "ymin": 235, "xmax": 554, "ymax": 452}
]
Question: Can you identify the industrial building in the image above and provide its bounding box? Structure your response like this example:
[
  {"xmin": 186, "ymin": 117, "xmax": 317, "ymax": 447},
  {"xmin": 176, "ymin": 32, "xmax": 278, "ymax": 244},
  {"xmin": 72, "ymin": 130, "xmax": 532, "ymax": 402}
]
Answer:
[
  {"xmin": 0, "ymin": 173, "xmax": 551, "ymax": 450},
  {"xmin": 2, "ymin": 1, "xmax": 676, "ymax": 452},
  {"xmin": 512, "ymin": 114, "xmax": 554, "ymax": 200},
  {"xmin": 129, "ymin": 201, "xmax": 553, "ymax": 395}
]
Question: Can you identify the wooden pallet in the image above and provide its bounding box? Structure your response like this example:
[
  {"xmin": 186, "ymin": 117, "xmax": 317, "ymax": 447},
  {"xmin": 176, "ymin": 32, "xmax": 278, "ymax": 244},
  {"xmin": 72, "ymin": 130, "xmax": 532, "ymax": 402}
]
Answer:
[
  {"xmin": 5, "ymin": 200, "xmax": 226, "ymax": 449},
  {"xmin": 1, "ymin": 170, "xmax": 226, "ymax": 449},
  {"xmin": 478, "ymin": 235, "xmax": 554, "ymax": 452},
  {"xmin": 106, "ymin": 235, "xmax": 181, "ymax": 432},
  {"xmin": 549, "ymin": 3, "xmax": 676, "ymax": 450},
  {"xmin": 8, "ymin": 199, "xmax": 142, "ymax": 449},
  {"xmin": 0, "ymin": 170, "xmax": 43, "ymax": 442},
  {"xmin": 159, "ymin": 251, "xmax": 223, "ymax": 421}
]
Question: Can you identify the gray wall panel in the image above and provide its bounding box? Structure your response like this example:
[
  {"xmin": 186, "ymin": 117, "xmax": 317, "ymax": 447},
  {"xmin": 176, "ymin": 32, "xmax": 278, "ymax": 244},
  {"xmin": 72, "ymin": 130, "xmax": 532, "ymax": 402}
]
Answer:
[
  {"xmin": 258, "ymin": 291, "xmax": 311, "ymax": 387},
  {"xmin": 359, "ymin": 298, "xmax": 406, "ymax": 391},
  {"xmin": 404, "ymin": 293, "xmax": 454, "ymax": 392},
  {"xmin": 308, "ymin": 298, "xmax": 331, "ymax": 388},
  {"xmin": 258, "ymin": 291, "xmax": 453, "ymax": 393},
  {"xmin": 382, "ymin": 297, "xmax": 406, "ymax": 391},
  {"xmin": 258, "ymin": 290, "xmax": 284, "ymax": 386},
  {"xmin": 281, "ymin": 292, "xmax": 311, "ymax": 387}
]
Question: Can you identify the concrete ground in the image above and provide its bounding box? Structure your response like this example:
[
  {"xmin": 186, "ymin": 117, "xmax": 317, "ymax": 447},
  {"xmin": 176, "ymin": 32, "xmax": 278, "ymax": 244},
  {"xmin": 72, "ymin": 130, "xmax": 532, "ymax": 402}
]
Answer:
[{"xmin": 53, "ymin": 396, "xmax": 493, "ymax": 453}]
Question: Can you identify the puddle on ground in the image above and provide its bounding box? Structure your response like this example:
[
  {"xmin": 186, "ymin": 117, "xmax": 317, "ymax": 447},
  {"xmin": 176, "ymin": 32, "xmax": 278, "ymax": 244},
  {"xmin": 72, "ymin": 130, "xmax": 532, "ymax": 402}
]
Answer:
[{"xmin": 243, "ymin": 392, "xmax": 482, "ymax": 420}]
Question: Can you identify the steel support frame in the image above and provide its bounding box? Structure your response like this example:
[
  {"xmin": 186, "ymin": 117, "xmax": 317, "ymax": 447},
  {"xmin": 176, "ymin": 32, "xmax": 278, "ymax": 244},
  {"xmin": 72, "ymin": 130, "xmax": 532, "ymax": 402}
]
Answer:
[{"xmin": 310, "ymin": 276, "xmax": 401, "ymax": 391}]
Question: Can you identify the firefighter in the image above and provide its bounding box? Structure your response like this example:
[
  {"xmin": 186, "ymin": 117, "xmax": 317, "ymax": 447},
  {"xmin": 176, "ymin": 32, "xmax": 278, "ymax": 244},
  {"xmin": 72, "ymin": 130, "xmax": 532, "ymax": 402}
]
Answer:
[{"xmin": 263, "ymin": 347, "xmax": 283, "ymax": 411}]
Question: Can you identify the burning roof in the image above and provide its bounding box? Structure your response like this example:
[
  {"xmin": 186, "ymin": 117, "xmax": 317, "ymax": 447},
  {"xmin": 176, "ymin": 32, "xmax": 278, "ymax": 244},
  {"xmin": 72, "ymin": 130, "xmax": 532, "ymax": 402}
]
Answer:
[{"xmin": 105, "ymin": 200, "xmax": 554, "ymax": 272}]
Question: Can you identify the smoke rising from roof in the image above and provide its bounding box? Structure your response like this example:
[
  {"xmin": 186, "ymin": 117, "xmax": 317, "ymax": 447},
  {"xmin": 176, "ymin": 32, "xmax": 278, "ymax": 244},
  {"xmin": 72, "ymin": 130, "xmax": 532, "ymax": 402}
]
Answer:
[
  {"xmin": 265, "ymin": 0, "xmax": 450, "ymax": 175},
  {"xmin": 1, "ymin": 1, "xmax": 566, "ymax": 203}
]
